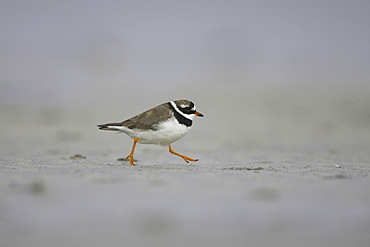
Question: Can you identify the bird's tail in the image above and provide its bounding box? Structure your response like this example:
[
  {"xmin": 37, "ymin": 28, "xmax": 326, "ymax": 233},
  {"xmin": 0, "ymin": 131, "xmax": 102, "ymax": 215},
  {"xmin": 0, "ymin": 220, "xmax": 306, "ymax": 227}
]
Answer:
[{"xmin": 97, "ymin": 122, "xmax": 124, "ymax": 131}]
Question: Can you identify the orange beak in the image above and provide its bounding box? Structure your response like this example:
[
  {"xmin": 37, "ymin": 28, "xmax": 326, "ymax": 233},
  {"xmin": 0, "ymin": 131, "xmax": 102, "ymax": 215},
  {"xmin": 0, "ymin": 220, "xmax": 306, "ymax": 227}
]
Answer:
[{"xmin": 195, "ymin": 111, "xmax": 204, "ymax": 117}]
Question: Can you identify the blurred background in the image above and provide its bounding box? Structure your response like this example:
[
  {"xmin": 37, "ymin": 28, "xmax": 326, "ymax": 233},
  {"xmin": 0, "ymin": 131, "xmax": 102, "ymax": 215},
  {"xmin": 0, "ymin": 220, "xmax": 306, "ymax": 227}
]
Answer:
[
  {"xmin": 2, "ymin": 3, "xmax": 370, "ymax": 246},
  {"xmin": 1, "ymin": 0, "xmax": 370, "ymax": 156}
]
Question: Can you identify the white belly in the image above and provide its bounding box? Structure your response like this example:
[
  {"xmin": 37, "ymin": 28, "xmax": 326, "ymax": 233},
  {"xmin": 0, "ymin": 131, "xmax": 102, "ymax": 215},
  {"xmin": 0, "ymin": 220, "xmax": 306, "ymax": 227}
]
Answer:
[{"xmin": 120, "ymin": 118, "xmax": 191, "ymax": 146}]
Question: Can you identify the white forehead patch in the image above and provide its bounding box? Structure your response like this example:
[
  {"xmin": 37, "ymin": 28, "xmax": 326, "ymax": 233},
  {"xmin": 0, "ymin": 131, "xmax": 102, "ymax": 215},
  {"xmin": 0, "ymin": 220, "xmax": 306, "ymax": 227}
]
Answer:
[{"xmin": 179, "ymin": 104, "xmax": 196, "ymax": 111}]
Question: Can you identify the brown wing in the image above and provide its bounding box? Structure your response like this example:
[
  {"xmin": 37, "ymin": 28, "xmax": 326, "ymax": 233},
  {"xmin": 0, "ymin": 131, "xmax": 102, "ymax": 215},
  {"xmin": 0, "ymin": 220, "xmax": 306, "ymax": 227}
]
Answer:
[{"xmin": 121, "ymin": 102, "xmax": 173, "ymax": 130}]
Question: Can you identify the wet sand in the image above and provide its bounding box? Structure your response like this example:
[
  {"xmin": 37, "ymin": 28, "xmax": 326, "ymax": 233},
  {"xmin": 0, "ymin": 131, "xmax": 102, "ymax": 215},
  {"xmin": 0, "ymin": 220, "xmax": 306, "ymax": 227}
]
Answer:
[{"xmin": 1, "ymin": 86, "xmax": 370, "ymax": 247}]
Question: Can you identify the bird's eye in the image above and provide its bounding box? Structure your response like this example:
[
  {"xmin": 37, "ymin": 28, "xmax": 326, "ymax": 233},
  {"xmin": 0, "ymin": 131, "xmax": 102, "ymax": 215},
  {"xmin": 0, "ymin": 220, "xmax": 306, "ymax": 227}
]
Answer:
[{"xmin": 178, "ymin": 104, "xmax": 196, "ymax": 114}]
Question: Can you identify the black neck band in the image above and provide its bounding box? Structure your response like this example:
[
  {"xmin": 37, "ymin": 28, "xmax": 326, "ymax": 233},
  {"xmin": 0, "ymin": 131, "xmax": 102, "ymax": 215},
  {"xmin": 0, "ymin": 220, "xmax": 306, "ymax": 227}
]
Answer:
[{"xmin": 168, "ymin": 103, "xmax": 193, "ymax": 127}]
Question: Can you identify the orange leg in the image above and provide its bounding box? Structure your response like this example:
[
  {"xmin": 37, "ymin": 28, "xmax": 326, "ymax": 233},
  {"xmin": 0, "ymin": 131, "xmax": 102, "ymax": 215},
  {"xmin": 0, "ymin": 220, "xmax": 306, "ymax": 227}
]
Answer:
[
  {"xmin": 126, "ymin": 137, "xmax": 140, "ymax": 166},
  {"xmin": 168, "ymin": 145, "xmax": 198, "ymax": 163}
]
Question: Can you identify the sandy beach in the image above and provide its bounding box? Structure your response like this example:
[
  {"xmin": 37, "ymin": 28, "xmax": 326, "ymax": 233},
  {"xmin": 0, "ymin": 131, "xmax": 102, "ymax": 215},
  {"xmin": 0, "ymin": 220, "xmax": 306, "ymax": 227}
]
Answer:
[{"xmin": 1, "ymin": 86, "xmax": 370, "ymax": 247}]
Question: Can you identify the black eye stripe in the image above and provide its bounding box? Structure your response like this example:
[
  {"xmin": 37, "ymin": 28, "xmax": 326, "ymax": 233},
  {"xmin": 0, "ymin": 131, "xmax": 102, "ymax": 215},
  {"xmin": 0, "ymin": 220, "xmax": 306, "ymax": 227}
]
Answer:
[{"xmin": 179, "ymin": 106, "xmax": 196, "ymax": 114}]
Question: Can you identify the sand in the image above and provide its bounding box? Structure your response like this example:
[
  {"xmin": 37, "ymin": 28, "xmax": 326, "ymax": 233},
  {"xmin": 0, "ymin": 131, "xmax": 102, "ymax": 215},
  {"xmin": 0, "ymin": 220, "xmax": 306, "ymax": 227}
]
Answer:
[{"xmin": 1, "ymin": 86, "xmax": 370, "ymax": 247}]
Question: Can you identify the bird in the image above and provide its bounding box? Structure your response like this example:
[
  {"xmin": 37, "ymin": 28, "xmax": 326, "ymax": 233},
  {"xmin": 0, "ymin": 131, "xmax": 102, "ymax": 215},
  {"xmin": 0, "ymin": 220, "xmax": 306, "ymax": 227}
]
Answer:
[{"xmin": 97, "ymin": 99, "xmax": 204, "ymax": 166}]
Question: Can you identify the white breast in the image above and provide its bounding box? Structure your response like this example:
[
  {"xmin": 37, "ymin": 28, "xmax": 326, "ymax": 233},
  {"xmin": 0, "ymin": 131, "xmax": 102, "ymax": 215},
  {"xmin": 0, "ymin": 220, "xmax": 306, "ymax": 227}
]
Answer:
[{"xmin": 120, "ymin": 118, "xmax": 191, "ymax": 146}]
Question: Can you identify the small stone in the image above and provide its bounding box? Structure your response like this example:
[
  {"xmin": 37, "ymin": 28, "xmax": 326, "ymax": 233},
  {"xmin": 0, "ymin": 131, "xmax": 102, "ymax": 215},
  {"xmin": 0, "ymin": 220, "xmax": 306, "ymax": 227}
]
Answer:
[
  {"xmin": 70, "ymin": 154, "xmax": 87, "ymax": 160},
  {"xmin": 117, "ymin": 157, "xmax": 138, "ymax": 162}
]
